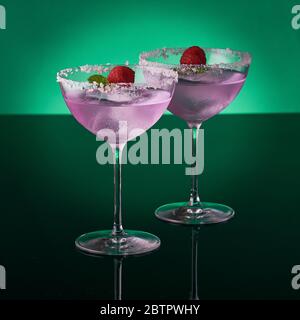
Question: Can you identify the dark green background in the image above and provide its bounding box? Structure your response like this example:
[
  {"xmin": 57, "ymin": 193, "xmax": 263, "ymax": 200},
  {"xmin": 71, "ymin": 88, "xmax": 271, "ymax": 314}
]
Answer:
[
  {"xmin": 0, "ymin": 114, "xmax": 300, "ymax": 299},
  {"xmin": 0, "ymin": 0, "xmax": 300, "ymax": 114}
]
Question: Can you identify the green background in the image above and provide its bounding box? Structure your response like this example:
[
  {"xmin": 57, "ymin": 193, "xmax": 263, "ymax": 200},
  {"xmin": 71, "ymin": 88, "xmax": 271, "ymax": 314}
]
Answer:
[{"xmin": 0, "ymin": 0, "xmax": 299, "ymax": 114}]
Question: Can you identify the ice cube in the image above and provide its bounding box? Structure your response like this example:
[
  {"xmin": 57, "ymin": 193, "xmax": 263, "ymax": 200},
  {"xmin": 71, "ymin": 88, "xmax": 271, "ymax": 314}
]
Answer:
[
  {"xmin": 180, "ymin": 69, "xmax": 239, "ymax": 84},
  {"xmin": 104, "ymin": 92, "xmax": 133, "ymax": 103},
  {"xmin": 85, "ymin": 88, "xmax": 135, "ymax": 103},
  {"xmin": 85, "ymin": 90, "xmax": 104, "ymax": 100}
]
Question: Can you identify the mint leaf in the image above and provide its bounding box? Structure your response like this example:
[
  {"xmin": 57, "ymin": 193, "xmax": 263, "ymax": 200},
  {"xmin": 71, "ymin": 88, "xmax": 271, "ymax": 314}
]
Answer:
[{"xmin": 88, "ymin": 74, "xmax": 109, "ymax": 85}]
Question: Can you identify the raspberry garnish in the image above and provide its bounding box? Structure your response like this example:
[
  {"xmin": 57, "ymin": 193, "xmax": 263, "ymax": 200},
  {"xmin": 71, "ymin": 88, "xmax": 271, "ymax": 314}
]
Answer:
[
  {"xmin": 107, "ymin": 66, "xmax": 135, "ymax": 83},
  {"xmin": 180, "ymin": 46, "xmax": 206, "ymax": 65}
]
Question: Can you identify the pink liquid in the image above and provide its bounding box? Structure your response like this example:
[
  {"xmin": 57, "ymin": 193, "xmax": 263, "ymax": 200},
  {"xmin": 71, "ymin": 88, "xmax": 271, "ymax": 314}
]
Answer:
[
  {"xmin": 63, "ymin": 88, "xmax": 171, "ymax": 144},
  {"xmin": 169, "ymin": 69, "xmax": 246, "ymax": 122}
]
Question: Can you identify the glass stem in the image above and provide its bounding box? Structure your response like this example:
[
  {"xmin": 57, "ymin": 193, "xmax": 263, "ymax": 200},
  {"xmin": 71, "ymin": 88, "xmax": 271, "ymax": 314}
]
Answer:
[
  {"xmin": 112, "ymin": 146, "xmax": 124, "ymax": 236},
  {"xmin": 188, "ymin": 123, "xmax": 202, "ymax": 206}
]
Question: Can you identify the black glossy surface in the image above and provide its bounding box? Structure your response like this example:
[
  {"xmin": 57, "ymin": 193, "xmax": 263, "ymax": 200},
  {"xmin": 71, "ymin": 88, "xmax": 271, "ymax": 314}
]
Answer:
[{"xmin": 0, "ymin": 114, "xmax": 299, "ymax": 300}]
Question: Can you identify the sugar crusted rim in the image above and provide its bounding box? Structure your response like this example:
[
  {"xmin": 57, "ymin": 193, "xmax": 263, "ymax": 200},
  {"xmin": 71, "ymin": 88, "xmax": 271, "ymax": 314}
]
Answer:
[
  {"xmin": 139, "ymin": 47, "xmax": 252, "ymax": 70},
  {"xmin": 57, "ymin": 63, "xmax": 178, "ymax": 90}
]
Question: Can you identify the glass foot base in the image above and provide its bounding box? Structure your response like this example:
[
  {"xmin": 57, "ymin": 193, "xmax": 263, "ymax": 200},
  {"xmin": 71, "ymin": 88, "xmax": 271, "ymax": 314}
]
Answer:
[
  {"xmin": 75, "ymin": 230, "xmax": 161, "ymax": 256},
  {"xmin": 155, "ymin": 202, "xmax": 234, "ymax": 225}
]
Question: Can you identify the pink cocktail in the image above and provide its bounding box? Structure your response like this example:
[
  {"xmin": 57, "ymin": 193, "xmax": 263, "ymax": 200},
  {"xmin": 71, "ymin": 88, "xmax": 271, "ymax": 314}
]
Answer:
[
  {"xmin": 169, "ymin": 69, "xmax": 246, "ymax": 122},
  {"xmin": 63, "ymin": 86, "xmax": 171, "ymax": 144},
  {"xmin": 57, "ymin": 64, "xmax": 177, "ymax": 255},
  {"xmin": 140, "ymin": 47, "xmax": 252, "ymax": 225}
]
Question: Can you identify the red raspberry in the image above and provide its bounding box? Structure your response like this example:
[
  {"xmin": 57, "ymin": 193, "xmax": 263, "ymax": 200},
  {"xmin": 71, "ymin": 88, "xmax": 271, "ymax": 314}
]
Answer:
[
  {"xmin": 180, "ymin": 46, "xmax": 206, "ymax": 65},
  {"xmin": 183, "ymin": 46, "xmax": 206, "ymax": 57},
  {"xmin": 108, "ymin": 66, "xmax": 135, "ymax": 83}
]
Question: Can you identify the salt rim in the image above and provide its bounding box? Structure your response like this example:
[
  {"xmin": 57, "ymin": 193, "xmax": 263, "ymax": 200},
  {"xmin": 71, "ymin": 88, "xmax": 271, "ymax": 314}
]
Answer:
[
  {"xmin": 139, "ymin": 47, "xmax": 252, "ymax": 71},
  {"xmin": 57, "ymin": 64, "xmax": 178, "ymax": 92}
]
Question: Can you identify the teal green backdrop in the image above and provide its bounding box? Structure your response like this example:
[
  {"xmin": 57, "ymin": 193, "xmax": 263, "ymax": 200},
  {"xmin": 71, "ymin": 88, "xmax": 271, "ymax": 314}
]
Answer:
[{"xmin": 0, "ymin": 0, "xmax": 299, "ymax": 114}]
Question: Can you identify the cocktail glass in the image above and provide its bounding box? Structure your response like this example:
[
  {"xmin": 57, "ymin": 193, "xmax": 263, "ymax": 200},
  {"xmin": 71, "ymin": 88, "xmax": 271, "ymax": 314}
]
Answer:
[
  {"xmin": 57, "ymin": 64, "xmax": 177, "ymax": 255},
  {"xmin": 140, "ymin": 48, "xmax": 251, "ymax": 225}
]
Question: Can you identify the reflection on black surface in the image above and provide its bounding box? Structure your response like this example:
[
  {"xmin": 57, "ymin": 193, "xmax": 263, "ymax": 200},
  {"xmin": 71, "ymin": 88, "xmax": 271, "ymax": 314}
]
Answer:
[
  {"xmin": 77, "ymin": 249, "xmax": 159, "ymax": 300},
  {"xmin": 1, "ymin": 115, "xmax": 299, "ymax": 299},
  {"xmin": 190, "ymin": 227, "xmax": 200, "ymax": 300},
  {"xmin": 78, "ymin": 253, "xmax": 125, "ymax": 300},
  {"xmin": 79, "ymin": 228, "xmax": 201, "ymax": 300},
  {"xmin": 113, "ymin": 258, "xmax": 123, "ymax": 300}
]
